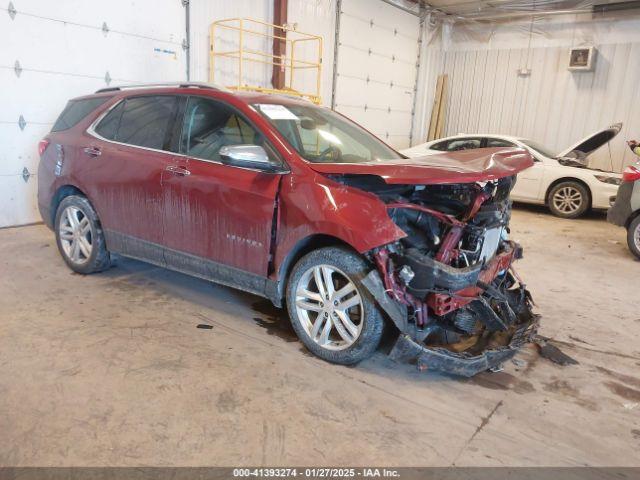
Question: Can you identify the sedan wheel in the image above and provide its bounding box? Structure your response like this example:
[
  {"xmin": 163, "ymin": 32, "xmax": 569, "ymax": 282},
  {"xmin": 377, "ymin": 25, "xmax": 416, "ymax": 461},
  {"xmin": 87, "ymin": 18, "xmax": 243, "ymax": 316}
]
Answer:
[
  {"xmin": 548, "ymin": 181, "xmax": 590, "ymax": 218},
  {"xmin": 295, "ymin": 265, "xmax": 364, "ymax": 350},
  {"xmin": 552, "ymin": 186, "xmax": 582, "ymax": 215},
  {"xmin": 59, "ymin": 206, "xmax": 93, "ymax": 265}
]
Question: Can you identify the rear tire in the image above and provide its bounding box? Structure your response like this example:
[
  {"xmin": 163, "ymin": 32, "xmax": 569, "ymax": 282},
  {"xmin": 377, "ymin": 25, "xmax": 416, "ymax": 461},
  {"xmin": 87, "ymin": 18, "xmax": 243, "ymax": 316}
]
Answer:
[
  {"xmin": 286, "ymin": 247, "xmax": 384, "ymax": 365},
  {"xmin": 548, "ymin": 181, "xmax": 590, "ymax": 219},
  {"xmin": 54, "ymin": 195, "xmax": 111, "ymax": 274},
  {"xmin": 627, "ymin": 215, "xmax": 640, "ymax": 260}
]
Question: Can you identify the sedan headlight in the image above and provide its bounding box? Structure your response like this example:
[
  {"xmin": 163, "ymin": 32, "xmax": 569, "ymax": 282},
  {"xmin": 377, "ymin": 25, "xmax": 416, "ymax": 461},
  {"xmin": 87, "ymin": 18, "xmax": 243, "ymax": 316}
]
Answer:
[{"xmin": 594, "ymin": 175, "xmax": 622, "ymax": 186}]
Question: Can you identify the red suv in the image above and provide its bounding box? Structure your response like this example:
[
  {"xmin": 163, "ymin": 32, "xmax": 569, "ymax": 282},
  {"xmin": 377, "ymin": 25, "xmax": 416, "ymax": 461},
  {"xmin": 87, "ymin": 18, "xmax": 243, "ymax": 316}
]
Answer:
[{"xmin": 38, "ymin": 83, "xmax": 538, "ymax": 376}]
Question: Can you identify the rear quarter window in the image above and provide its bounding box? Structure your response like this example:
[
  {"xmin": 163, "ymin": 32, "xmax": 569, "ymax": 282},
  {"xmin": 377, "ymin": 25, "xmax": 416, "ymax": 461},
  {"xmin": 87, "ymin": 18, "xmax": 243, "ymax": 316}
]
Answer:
[
  {"xmin": 51, "ymin": 97, "xmax": 110, "ymax": 132},
  {"xmin": 94, "ymin": 96, "xmax": 178, "ymax": 150}
]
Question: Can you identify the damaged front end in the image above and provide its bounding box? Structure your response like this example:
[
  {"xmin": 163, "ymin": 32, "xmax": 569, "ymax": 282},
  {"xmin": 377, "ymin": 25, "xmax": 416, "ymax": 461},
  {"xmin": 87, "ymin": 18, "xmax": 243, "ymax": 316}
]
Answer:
[{"xmin": 356, "ymin": 175, "xmax": 539, "ymax": 376}]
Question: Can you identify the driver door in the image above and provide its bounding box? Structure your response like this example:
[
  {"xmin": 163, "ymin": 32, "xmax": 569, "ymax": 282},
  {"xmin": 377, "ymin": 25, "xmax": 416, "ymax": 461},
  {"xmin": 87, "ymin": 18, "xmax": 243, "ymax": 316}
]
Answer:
[{"xmin": 161, "ymin": 96, "xmax": 282, "ymax": 277}]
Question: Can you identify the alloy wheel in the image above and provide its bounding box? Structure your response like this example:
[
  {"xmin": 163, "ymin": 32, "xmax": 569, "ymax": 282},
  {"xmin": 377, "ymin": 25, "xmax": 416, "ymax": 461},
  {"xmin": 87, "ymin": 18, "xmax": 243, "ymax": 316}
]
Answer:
[
  {"xmin": 59, "ymin": 206, "xmax": 93, "ymax": 264},
  {"xmin": 634, "ymin": 223, "xmax": 640, "ymax": 251},
  {"xmin": 294, "ymin": 265, "xmax": 364, "ymax": 351},
  {"xmin": 552, "ymin": 186, "xmax": 583, "ymax": 214}
]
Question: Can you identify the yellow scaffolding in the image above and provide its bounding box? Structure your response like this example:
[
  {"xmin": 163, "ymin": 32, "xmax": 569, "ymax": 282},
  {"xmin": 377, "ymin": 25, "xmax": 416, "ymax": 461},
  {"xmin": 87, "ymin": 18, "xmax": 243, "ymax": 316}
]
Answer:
[{"xmin": 209, "ymin": 18, "xmax": 323, "ymax": 104}]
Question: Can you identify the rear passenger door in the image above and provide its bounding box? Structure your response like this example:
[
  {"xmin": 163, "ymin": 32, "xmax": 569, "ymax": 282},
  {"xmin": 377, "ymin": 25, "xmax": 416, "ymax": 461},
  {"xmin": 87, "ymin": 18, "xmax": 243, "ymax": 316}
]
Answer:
[
  {"xmin": 161, "ymin": 96, "xmax": 283, "ymax": 277},
  {"xmin": 87, "ymin": 95, "xmax": 179, "ymax": 254}
]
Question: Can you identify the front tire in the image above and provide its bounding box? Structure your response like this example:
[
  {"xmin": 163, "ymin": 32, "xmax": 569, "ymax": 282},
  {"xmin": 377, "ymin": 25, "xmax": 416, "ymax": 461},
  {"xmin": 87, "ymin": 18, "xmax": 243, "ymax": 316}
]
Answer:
[
  {"xmin": 54, "ymin": 195, "xmax": 111, "ymax": 274},
  {"xmin": 627, "ymin": 216, "xmax": 640, "ymax": 259},
  {"xmin": 286, "ymin": 247, "xmax": 384, "ymax": 365},
  {"xmin": 548, "ymin": 181, "xmax": 590, "ymax": 219}
]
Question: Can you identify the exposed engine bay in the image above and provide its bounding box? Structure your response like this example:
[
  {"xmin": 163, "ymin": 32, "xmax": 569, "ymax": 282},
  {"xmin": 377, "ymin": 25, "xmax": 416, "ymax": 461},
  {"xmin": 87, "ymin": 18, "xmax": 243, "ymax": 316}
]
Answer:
[{"xmin": 331, "ymin": 174, "xmax": 539, "ymax": 376}]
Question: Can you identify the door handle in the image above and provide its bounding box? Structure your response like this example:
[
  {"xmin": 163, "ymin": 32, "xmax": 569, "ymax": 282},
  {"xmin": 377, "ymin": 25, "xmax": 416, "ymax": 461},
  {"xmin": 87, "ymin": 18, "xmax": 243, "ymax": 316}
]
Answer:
[
  {"xmin": 83, "ymin": 146, "xmax": 101, "ymax": 157},
  {"xmin": 165, "ymin": 165, "xmax": 191, "ymax": 176}
]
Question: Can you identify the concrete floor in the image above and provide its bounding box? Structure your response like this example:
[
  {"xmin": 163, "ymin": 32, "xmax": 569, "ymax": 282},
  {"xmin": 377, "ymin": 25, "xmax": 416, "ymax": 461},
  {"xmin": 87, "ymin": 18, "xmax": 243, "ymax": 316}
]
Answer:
[{"xmin": 1, "ymin": 206, "xmax": 639, "ymax": 467}]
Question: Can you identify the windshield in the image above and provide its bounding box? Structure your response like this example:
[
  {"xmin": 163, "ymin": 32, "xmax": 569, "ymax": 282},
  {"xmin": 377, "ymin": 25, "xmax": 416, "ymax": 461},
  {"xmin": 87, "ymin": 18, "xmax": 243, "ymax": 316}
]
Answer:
[
  {"xmin": 252, "ymin": 103, "xmax": 403, "ymax": 163},
  {"xmin": 519, "ymin": 139, "xmax": 556, "ymax": 159}
]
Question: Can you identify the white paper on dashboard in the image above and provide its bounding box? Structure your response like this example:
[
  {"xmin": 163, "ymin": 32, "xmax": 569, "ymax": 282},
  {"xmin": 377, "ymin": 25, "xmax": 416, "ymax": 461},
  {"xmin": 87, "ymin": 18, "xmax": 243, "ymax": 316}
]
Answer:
[{"xmin": 257, "ymin": 104, "xmax": 298, "ymax": 120}]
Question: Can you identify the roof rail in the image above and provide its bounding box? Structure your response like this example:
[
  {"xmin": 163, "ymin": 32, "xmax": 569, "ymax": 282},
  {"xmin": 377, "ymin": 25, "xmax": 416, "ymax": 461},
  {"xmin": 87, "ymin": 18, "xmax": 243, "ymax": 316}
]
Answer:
[{"xmin": 95, "ymin": 82, "xmax": 229, "ymax": 94}]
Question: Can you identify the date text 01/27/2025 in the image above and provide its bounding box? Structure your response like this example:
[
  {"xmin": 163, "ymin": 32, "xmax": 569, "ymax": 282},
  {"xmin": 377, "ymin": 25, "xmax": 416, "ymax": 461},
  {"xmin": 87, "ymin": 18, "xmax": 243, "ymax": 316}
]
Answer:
[{"xmin": 232, "ymin": 468, "xmax": 400, "ymax": 478}]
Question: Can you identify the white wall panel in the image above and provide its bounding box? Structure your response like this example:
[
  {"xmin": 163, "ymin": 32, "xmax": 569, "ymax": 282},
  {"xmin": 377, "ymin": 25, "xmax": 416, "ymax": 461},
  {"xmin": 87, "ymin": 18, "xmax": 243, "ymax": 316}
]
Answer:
[
  {"xmin": 334, "ymin": 0, "xmax": 419, "ymax": 149},
  {"xmin": 0, "ymin": 0, "xmax": 186, "ymax": 227},
  {"xmin": 288, "ymin": 0, "xmax": 336, "ymax": 106}
]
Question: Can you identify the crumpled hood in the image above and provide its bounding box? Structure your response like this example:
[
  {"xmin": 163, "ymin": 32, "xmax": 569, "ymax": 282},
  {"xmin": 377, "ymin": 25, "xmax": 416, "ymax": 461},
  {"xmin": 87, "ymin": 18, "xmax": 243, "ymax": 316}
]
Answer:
[{"xmin": 307, "ymin": 147, "xmax": 534, "ymax": 185}]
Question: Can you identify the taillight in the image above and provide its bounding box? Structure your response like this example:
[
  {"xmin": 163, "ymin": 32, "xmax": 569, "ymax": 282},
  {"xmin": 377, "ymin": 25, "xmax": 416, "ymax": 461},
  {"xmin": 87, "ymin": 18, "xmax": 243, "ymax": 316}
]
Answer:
[
  {"xmin": 38, "ymin": 138, "xmax": 50, "ymax": 156},
  {"xmin": 622, "ymin": 165, "xmax": 640, "ymax": 182}
]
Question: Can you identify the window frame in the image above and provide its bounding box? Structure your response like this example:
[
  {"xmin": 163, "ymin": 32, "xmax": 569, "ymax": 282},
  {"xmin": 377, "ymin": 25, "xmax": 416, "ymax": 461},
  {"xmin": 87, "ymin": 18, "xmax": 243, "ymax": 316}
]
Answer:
[
  {"xmin": 443, "ymin": 137, "xmax": 484, "ymax": 152},
  {"xmin": 483, "ymin": 137, "xmax": 517, "ymax": 149},
  {"xmin": 88, "ymin": 93, "xmax": 289, "ymax": 173},
  {"xmin": 88, "ymin": 94, "xmax": 182, "ymax": 157},
  {"xmin": 175, "ymin": 95, "xmax": 289, "ymax": 172}
]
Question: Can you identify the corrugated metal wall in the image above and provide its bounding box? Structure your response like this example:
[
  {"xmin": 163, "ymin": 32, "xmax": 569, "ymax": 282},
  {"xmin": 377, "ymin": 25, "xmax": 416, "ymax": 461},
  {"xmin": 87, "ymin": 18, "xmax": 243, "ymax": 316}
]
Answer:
[
  {"xmin": 0, "ymin": 0, "xmax": 186, "ymax": 227},
  {"xmin": 420, "ymin": 29, "xmax": 640, "ymax": 172}
]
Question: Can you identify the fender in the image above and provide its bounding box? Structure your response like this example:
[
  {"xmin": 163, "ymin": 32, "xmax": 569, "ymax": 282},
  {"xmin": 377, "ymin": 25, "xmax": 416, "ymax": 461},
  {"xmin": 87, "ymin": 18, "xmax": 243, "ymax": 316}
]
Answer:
[{"xmin": 272, "ymin": 172, "xmax": 406, "ymax": 286}]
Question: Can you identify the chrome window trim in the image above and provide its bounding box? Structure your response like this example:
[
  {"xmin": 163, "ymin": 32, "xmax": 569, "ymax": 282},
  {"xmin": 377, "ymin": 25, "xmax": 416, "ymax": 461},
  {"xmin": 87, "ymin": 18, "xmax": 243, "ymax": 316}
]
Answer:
[{"xmin": 86, "ymin": 96, "xmax": 289, "ymax": 174}]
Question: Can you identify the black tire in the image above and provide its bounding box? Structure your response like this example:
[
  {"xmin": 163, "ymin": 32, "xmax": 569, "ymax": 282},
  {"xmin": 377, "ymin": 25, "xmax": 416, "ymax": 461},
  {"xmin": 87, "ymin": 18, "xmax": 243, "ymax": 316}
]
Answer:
[
  {"xmin": 286, "ymin": 247, "xmax": 384, "ymax": 365},
  {"xmin": 548, "ymin": 181, "xmax": 590, "ymax": 219},
  {"xmin": 627, "ymin": 215, "xmax": 640, "ymax": 259},
  {"xmin": 54, "ymin": 195, "xmax": 111, "ymax": 274}
]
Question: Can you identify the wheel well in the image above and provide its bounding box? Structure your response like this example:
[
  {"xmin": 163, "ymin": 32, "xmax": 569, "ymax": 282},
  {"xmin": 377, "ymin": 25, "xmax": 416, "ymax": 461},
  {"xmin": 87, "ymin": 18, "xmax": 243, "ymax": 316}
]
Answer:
[
  {"xmin": 274, "ymin": 234, "xmax": 360, "ymax": 303},
  {"xmin": 50, "ymin": 185, "xmax": 86, "ymax": 225},
  {"xmin": 545, "ymin": 177, "xmax": 592, "ymax": 207},
  {"xmin": 625, "ymin": 209, "xmax": 640, "ymax": 229}
]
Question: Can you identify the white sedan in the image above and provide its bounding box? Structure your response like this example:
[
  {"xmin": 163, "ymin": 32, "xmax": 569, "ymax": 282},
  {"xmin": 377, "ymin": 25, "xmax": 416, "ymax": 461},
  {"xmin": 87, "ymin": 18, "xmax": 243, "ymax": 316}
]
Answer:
[{"xmin": 401, "ymin": 124, "xmax": 623, "ymax": 218}]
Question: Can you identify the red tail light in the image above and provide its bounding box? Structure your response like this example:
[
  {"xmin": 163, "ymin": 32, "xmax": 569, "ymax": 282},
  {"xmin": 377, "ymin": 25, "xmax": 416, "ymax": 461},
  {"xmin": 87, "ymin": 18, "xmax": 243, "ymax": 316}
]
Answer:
[
  {"xmin": 622, "ymin": 165, "xmax": 640, "ymax": 183},
  {"xmin": 38, "ymin": 138, "xmax": 50, "ymax": 156}
]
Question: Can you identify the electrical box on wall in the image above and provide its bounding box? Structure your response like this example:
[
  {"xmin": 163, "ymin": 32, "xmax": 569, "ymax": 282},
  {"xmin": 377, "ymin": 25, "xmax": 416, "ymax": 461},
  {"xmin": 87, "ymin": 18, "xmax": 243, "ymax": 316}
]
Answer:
[{"xmin": 568, "ymin": 46, "xmax": 596, "ymax": 71}]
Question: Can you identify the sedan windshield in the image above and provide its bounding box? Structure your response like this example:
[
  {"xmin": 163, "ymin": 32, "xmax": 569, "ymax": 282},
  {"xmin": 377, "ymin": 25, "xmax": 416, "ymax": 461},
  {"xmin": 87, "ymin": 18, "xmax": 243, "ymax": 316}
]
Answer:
[
  {"xmin": 252, "ymin": 102, "xmax": 403, "ymax": 163},
  {"xmin": 519, "ymin": 139, "xmax": 557, "ymax": 159}
]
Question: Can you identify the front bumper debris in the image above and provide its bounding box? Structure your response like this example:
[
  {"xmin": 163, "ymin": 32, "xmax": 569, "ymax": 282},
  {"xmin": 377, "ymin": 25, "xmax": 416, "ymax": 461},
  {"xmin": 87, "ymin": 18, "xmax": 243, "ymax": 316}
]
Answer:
[{"xmin": 389, "ymin": 318, "xmax": 539, "ymax": 377}]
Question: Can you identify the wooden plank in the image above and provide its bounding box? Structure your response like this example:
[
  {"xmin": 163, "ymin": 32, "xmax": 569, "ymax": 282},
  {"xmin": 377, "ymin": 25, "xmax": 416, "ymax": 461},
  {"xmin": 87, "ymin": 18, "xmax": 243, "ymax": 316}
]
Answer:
[
  {"xmin": 427, "ymin": 74, "xmax": 444, "ymax": 141},
  {"xmin": 435, "ymin": 74, "xmax": 448, "ymax": 139}
]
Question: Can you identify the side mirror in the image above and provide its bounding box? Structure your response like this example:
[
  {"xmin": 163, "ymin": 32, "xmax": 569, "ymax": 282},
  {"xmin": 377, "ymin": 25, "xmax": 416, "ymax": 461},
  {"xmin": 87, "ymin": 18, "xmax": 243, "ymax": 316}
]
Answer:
[{"xmin": 219, "ymin": 145, "xmax": 282, "ymax": 173}]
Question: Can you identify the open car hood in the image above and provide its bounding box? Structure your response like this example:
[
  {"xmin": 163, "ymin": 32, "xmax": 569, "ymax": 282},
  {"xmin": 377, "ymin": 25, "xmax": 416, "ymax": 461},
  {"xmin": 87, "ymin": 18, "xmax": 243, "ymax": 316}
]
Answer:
[
  {"xmin": 307, "ymin": 147, "xmax": 534, "ymax": 185},
  {"xmin": 556, "ymin": 122, "xmax": 622, "ymax": 159}
]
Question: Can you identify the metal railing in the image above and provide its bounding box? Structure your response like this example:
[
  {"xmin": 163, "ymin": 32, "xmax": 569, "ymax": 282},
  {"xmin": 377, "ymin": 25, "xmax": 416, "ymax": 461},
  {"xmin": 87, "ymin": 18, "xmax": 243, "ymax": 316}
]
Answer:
[{"xmin": 209, "ymin": 18, "xmax": 323, "ymax": 104}]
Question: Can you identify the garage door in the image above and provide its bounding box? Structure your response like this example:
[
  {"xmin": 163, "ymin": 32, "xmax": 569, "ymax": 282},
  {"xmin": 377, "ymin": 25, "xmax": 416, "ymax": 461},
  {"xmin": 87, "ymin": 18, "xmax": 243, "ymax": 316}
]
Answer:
[
  {"xmin": 333, "ymin": 0, "xmax": 420, "ymax": 150},
  {"xmin": 0, "ymin": 0, "xmax": 186, "ymax": 228}
]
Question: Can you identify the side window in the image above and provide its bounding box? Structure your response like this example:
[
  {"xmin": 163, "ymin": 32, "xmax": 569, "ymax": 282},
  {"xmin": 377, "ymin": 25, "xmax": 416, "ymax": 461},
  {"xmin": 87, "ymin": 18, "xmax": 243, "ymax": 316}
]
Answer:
[
  {"xmin": 115, "ymin": 96, "xmax": 178, "ymax": 150},
  {"xmin": 430, "ymin": 140, "xmax": 449, "ymax": 151},
  {"xmin": 52, "ymin": 97, "xmax": 110, "ymax": 132},
  {"xmin": 94, "ymin": 101, "xmax": 124, "ymax": 140},
  {"xmin": 486, "ymin": 138, "xmax": 516, "ymax": 148},
  {"xmin": 446, "ymin": 138, "xmax": 482, "ymax": 151},
  {"xmin": 180, "ymin": 97, "xmax": 264, "ymax": 162}
]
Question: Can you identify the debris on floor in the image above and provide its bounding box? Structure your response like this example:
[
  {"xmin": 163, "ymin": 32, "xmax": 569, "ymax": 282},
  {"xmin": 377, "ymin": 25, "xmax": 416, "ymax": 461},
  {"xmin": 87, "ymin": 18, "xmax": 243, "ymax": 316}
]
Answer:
[{"xmin": 534, "ymin": 336, "xmax": 579, "ymax": 366}]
